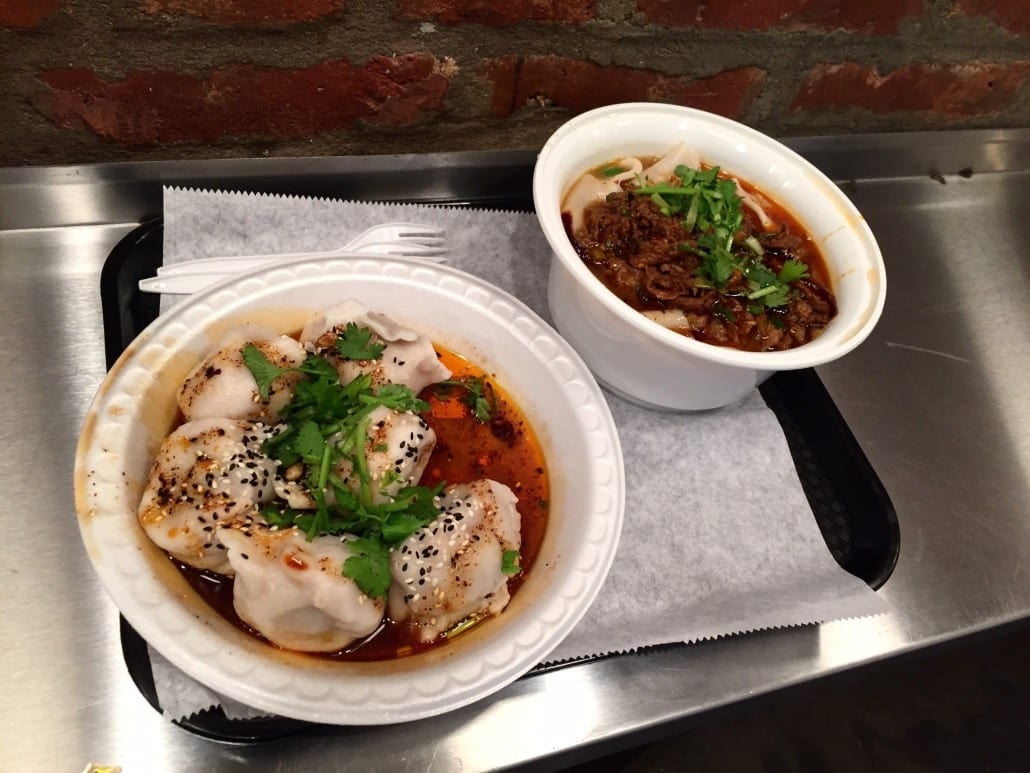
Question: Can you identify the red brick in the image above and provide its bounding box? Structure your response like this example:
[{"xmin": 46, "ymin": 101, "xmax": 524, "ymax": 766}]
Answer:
[
  {"xmin": 955, "ymin": 0, "xmax": 1030, "ymax": 36},
  {"xmin": 791, "ymin": 61, "xmax": 1030, "ymax": 117},
  {"xmin": 141, "ymin": 0, "xmax": 342, "ymax": 24},
  {"xmin": 40, "ymin": 56, "xmax": 453, "ymax": 146},
  {"xmin": 637, "ymin": 0, "xmax": 923, "ymax": 34},
  {"xmin": 483, "ymin": 56, "xmax": 765, "ymax": 118},
  {"xmin": 0, "ymin": 0, "xmax": 58, "ymax": 28},
  {"xmin": 482, "ymin": 57, "xmax": 519, "ymax": 117},
  {"xmin": 397, "ymin": 0, "xmax": 594, "ymax": 25}
]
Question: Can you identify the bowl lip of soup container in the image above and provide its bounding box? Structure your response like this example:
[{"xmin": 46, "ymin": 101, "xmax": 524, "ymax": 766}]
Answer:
[
  {"xmin": 533, "ymin": 102, "xmax": 887, "ymax": 370},
  {"xmin": 73, "ymin": 254, "xmax": 625, "ymax": 725}
]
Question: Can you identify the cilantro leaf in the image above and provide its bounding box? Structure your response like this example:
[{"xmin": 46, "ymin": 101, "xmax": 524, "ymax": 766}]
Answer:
[
  {"xmin": 336, "ymin": 323, "xmax": 385, "ymax": 361},
  {"xmin": 778, "ymin": 258, "xmax": 810, "ymax": 284},
  {"xmin": 243, "ymin": 346, "xmax": 341, "ymax": 404},
  {"xmin": 293, "ymin": 420, "xmax": 325, "ymax": 462},
  {"xmin": 434, "ymin": 377, "xmax": 494, "ymax": 422},
  {"xmin": 381, "ymin": 512, "xmax": 425, "ymax": 543},
  {"xmin": 744, "ymin": 262, "xmax": 777, "ymax": 289},
  {"xmin": 393, "ymin": 482, "xmax": 444, "ymax": 520},
  {"xmin": 501, "ymin": 549, "xmax": 521, "ymax": 575},
  {"xmin": 261, "ymin": 505, "xmax": 306, "ymax": 529},
  {"xmin": 242, "ymin": 344, "xmax": 288, "ymax": 401},
  {"xmin": 473, "ymin": 396, "xmax": 492, "ymax": 422},
  {"xmin": 343, "ymin": 537, "xmax": 392, "ymax": 598},
  {"xmin": 762, "ymin": 285, "xmax": 791, "ymax": 308},
  {"xmin": 696, "ymin": 247, "xmax": 736, "ymax": 287},
  {"xmin": 369, "ymin": 383, "xmax": 430, "ymax": 413}
]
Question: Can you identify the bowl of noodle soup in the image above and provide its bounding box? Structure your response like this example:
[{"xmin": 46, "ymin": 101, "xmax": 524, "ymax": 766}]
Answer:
[{"xmin": 533, "ymin": 102, "xmax": 886, "ymax": 411}]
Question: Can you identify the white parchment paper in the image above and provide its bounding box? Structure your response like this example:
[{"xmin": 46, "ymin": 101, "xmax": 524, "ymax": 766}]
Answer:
[{"xmin": 150, "ymin": 186, "xmax": 886, "ymax": 718}]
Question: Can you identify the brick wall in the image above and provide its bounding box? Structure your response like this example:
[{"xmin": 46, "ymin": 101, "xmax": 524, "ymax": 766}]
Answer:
[{"xmin": 0, "ymin": 0, "xmax": 1026, "ymax": 165}]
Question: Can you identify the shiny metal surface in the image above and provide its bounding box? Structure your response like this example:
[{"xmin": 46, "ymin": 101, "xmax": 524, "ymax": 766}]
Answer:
[{"xmin": 2, "ymin": 131, "xmax": 1028, "ymax": 772}]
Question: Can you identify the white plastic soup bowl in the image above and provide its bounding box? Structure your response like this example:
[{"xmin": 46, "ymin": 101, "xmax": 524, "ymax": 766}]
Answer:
[
  {"xmin": 74, "ymin": 256, "xmax": 624, "ymax": 724},
  {"xmin": 533, "ymin": 103, "xmax": 887, "ymax": 411}
]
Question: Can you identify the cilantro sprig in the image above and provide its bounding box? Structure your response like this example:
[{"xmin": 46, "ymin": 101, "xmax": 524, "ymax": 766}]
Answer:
[
  {"xmin": 242, "ymin": 346, "xmax": 337, "ymax": 401},
  {"xmin": 342, "ymin": 538, "xmax": 392, "ymax": 599},
  {"xmin": 242, "ymin": 325, "xmax": 442, "ymax": 599},
  {"xmin": 434, "ymin": 376, "xmax": 494, "ymax": 422},
  {"xmin": 635, "ymin": 164, "xmax": 810, "ymax": 312},
  {"xmin": 336, "ymin": 322, "xmax": 386, "ymax": 361}
]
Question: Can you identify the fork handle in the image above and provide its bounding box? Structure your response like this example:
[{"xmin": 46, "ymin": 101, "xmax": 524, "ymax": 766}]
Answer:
[
  {"xmin": 157, "ymin": 247, "xmax": 348, "ymax": 277},
  {"xmin": 140, "ymin": 252, "xmax": 447, "ymax": 295}
]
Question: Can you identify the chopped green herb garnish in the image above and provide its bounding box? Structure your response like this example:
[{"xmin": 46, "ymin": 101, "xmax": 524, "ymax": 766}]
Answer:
[
  {"xmin": 632, "ymin": 164, "xmax": 810, "ymax": 312},
  {"xmin": 381, "ymin": 512, "xmax": 426, "ymax": 544},
  {"xmin": 241, "ymin": 344, "xmax": 446, "ymax": 599},
  {"xmin": 292, "ymin": 420, "xmax": 326, "ymax": 462},
  {"xmin": 434, "ymin": 376, "xmax": 494, "ymax": 422},
  {"xmin": 501, "ymin": 549, "xmax": 521, "ymax": 575},
  {"xmin": 600, "ymin": 165, "xmax": 626, "ymax": 177},
  {"xmin": 778, "ymin": 258, "xmax": 810, "ymax": 284},
  {"xmin": 242, "ymin": 344, "xmax": 338, "ymax": 401},
  {"xmin": 241, "ymin": 344, "xmax": 287, "ymax": 401},
  {"xmin": 343, "ymin": 538, "xmax": 392, "ymax": 599},
  {"xmin": 336, "ymin": 322, "xmax": 386, "ymax": 361}
]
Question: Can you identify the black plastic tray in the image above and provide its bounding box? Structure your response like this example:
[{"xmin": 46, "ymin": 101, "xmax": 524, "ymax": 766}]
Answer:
[{"xmin": 101, "ymin": 201, "xmax": 898, "ymax": 741}]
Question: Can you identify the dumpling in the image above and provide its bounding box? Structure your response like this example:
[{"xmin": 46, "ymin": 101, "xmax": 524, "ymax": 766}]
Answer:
[
  {"xmin": 138, "ymin": 418, "xmax": 278, "ymax": 574},
  {"xmin": 336, "ymin": 406, "xmax": 436, "ymax": 504},
  {"xmin": 178, "ymin": 325, "xmax": 307, "ymax": 423},
  {"xmin": 300, "ymin": 300, "xmax": 451, "ymax": 393},
  {"xmin": 388, "ymin": 479, "xmax": 521, "ymax": 642},
  {"xmin": 271, "ymin": 406, "xmax": 436, "ymax": 509},
  {"xmin": 220, "ymin": 527, "xmax": 385, "ymax": 652}
]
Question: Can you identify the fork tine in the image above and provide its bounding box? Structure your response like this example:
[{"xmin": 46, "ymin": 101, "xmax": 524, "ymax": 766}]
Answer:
[
  {"xmin": 396, "ymin": 231, "xmax": 446, "ymax": 241},
  {"xmin": 398, "ymin": 238, "xmax": 447, "ymax": 246},
  {"xmin": 382, "ymin": 245, "xmax": 449, "ymax": 257}
]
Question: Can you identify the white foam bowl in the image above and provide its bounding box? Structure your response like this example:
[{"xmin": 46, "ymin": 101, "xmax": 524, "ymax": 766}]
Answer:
[
  {"xmin": 533, "ymin": 102, "xmax": 887, "ymax": 411},
  {"xmin": 74, "ymin": 256, "xmax": 624, "ymax": 724}
]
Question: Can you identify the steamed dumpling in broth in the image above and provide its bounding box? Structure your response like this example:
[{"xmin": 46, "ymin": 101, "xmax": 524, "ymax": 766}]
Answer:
[
  {"xmin": 178, "ymin": 325, "xmax": 306, "ymax": 423},
  {"xmin": 388, "ymin": 479, "xmax": 521, "ymax": 642},
  {"xmin": 220, "ymin": 527, "xmax": 385, "ymax": 652},
  {"xmin": 138, "ymin": 418, "xmax": 278, "ymax": 574},
  {"xmin": 272, "ymin": 405, "xmax": 437, "ymax": 509},
  {"xmin": 300, "ymin": 299, "xmax": 451, "ymax": 394},
  {"xmin": 335, "ymin": 405, "xmax": 436, "ymax": 504}
]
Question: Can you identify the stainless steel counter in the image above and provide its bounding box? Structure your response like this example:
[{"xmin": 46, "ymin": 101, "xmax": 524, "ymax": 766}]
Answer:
[{"xmin": 2, "ymin": 131, "xmax": 1028, "ymax": 772}]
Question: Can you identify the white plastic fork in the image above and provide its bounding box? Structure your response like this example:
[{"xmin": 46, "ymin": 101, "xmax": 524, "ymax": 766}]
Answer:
[
  {"xmin": 157, "ymin": 222, "xmax": 446, "ymax": 277},
  {"xmin": 139, "ymin": 222, "xmax": 447, "ymax": 295}
]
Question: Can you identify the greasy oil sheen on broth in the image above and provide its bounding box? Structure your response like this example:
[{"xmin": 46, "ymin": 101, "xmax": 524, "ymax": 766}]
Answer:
[{"xmin": 172, "ymin": 344, "xmax": 549, "ymax": 661}]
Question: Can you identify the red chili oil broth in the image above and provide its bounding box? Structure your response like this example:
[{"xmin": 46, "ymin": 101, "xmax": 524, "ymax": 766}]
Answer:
[{"xmin": 170, "ymin": 343, "xmax": 550, "ymax": 661}]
